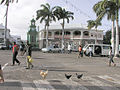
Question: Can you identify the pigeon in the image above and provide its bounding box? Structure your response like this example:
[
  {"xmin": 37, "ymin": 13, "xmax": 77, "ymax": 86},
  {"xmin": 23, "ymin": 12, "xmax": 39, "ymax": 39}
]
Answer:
[
  {"xmin": 76, "ymin": 73, "xmax": 83, "ymax": 79},
  {"xmin": 65, "ymin": 73, "xmax": 72, "ymax": 79}
]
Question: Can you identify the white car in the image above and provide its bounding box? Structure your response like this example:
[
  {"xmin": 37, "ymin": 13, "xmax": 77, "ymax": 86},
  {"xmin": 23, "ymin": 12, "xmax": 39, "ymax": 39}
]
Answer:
[
  {"xmin": 41, "ymin": 47, "xmax": 51, "ymax": 53},
  {"xmin": 0, "ymin": 44, "xmax": 7, "ymax": 50},
  {"xmin": 41, "ymin": 46, "xmax": 62, "ymax": 53}
]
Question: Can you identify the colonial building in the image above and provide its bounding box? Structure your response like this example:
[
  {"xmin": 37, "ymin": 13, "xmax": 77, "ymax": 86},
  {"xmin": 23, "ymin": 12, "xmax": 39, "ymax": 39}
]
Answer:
[
  {"xmin": 0, "ymin": 24, "xmax": 10, "ymax": 46},
  {"xmin": 27, "ymin": 18, "xmax": 39, "ymax": 48},
  {"xmin": 38, "ymin": 25, "xmax": 103, "ymax": 50}
]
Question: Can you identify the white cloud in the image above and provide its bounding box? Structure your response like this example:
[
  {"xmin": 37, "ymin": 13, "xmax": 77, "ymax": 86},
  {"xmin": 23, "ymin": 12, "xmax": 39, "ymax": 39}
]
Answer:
[
  {"xmin": 0, "ymin": 0, "xmax": 47, "ymax": 40},
  {"xmin": 0, "ymin": 0, "xmax": 111, "ymax": 40}
]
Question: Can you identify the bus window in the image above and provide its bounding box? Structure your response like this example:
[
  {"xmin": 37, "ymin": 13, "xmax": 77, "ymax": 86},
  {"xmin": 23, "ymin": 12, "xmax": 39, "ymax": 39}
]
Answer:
[
  {"xmin": 103, "ymin": 46, "xmax": 110, "ymax": 49},
  {"xmin": 84, "ymin": 45, "xmax": 88, "ymax": 48},
  {"xmin": 88, "ymin": 45, "xmax": 93, "ymax": 48},
  {"xmin": 95, "ymin": 45, "xmax": 101, "ymax": 54}
]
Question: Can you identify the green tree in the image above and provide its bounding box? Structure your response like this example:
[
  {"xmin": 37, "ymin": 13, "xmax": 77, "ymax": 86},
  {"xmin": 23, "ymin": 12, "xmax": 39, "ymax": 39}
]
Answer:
[
  {"xmin": 103, "ymin": 30, "xmax": 111, "ymax": 44},
  {"xmin": 0, "ymin": 0, "xmax": 18, "ymax": 46},
  {"xmin": 36, "ymin": 3, "xmax": 56, "ymax": 48},
  {"xmin": 54, "ymin": 6, "xmax": 74, "ymax": 49},
  {"xmin": 93, "ymin": 0, "xmax": 117, "ymax": 55},
  {"xmin": 87, "ymin": 20, "xmax": 101, "ymax": 44}
]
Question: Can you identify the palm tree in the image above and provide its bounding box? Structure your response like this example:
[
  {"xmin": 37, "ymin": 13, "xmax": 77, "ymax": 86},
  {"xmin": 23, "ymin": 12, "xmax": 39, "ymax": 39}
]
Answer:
[
  {"xmin": 54, "ymin": 6, "xmax": 74, "ymax": 50},
  {"xmin": 1, "ymin": 0, "xmax": 18, "ymax": 46},
  {"xmin": 87, "ymin": 20, "xmax": 101, "ymax": 44},
  {"xmin": 93, "ymin": 0, "xmax": 117, "ymax": 54},
  {"xmin": 111, "ymin": 0, "xmax": 120, "ymax": 56},
  {"xmin": 36, "ymin": 3, "xmax": 56, "ymax": 48}
]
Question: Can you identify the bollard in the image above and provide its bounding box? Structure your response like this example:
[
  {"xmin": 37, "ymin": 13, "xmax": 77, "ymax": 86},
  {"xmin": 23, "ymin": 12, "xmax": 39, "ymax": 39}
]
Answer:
[{"xmin": 0, "ymin": 65, "xmax": 4, "ymax": 83}]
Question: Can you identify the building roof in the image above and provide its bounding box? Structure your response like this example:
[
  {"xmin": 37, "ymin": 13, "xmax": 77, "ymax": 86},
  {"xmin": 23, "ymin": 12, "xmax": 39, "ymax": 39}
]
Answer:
[{"xmin": 39, "ymin": 24, "xmax": 104, "ymax": 32}]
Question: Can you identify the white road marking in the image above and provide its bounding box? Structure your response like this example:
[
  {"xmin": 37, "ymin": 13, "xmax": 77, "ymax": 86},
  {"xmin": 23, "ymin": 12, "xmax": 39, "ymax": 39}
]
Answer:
[
  {"xmin": 33, "ymin": 80, "xmax": 55, "ymax": 90},
  {"xmin": 98, "ymin": 75, "xmax": 120, "ymax": 85},
  {"xmin": 2, "ymin": 63, "xmax": 8, "ymax": 70},
  {"xmin": 62, "ymin": 79, "xmax": 89, "ymax": 90},
  {"xmin": 84, "ymin": 76, "xmax": 119, "ymax": 90},
  {"xmin": 21, "ymin": 81, "xmax": 36, "ymax": 90}
]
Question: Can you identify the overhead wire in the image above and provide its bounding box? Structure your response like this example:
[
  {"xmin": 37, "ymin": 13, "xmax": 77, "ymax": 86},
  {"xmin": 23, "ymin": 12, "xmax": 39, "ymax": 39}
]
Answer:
[{"xmin": 61, "ymin": 0, "xmax": 111, "ymax": 29}]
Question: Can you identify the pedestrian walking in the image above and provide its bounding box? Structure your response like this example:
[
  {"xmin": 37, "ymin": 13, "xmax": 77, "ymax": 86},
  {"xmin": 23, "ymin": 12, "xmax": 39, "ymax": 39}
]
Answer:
[
  {"xmin": 20, "ymin": 41, "xmax": 25, "ymax": 56},
  {"xmin": 78, "ymin": 45, "xmax": 83, "ymax": 58},
  {"xmin": 89, "ymin": 46, "xmax": 93, "ymax": 57},
  {"xmin": 68, "ymin": 44, "xmax": 72, "ymax": 54},
  {"xmin": 12, "ymin": 42, "xmax": 20, "ymax": 66},
  {"xmin": 108, "ymin": 47, "xmax": 116, "ymax": 67},
  {"xmin": 25, "ymin": 41, "xmax": 33, "ymax": 69}
]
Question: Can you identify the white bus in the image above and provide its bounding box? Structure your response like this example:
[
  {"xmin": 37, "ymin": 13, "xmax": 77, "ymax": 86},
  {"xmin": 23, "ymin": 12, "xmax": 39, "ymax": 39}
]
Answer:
[{"xmin": 83, "ymin": 44, "xmax": 111, "ymax": 56}]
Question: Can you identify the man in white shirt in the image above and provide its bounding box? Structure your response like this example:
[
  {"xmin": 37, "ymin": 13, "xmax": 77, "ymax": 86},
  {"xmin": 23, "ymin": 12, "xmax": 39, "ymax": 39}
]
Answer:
[
  {"xmin": 68, "ymin": 44, "xmax": 71, "ymax": 54},
  {"xmin": 89, "ymin": 46, "xmax": 92, "ymax": 57}
]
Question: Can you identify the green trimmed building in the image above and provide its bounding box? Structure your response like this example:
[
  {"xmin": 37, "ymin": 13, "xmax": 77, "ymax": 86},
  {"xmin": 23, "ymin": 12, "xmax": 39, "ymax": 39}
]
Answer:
[{"xmin": 27, "ymin": 18, "xmax": 39, "ymax": 48}]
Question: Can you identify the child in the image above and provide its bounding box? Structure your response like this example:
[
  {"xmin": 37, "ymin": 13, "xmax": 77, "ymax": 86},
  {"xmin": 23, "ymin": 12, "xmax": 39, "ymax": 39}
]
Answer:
[
  {"xmin": 27, "ymin": 56, "xmax": 33, "ymax": 69},
  {"xmin": 25, "ymin": 41, "xmax": 33, "ymax": 69}
]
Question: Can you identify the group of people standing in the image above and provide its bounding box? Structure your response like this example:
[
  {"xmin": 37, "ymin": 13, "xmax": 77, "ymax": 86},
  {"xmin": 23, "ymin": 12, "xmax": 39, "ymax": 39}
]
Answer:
[
  {"xmin": 12, "ymin": 41, "xmax": 33, "ymax": 69},
  {"xmin": 67, "ymin": 44, "xmax": 84, "ymax": 58}
]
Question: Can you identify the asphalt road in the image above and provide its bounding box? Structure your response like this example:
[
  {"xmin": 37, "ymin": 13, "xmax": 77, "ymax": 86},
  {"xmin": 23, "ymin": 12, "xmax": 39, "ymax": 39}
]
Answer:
[{"xmin": 0, "ymin": 50, "xmax": 120, "ymax": 90}]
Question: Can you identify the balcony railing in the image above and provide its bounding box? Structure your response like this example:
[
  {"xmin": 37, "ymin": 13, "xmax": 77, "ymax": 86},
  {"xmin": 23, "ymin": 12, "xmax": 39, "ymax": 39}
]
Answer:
[
  {"xmin": 54, "ymin": 35, "xmax": 70, "ymax": 39},
  {"xmin": 83, "ymin": 35, "xmax": 90, "ymax": 38},
  {"xmin": 73, "ymin": 35, "xmax": 81, "ymax": 38}
]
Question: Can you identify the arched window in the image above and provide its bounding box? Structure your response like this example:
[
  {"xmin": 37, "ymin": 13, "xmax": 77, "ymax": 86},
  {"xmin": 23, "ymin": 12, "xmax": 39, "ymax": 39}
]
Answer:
[
  {"xmin": 48, "ymin": 32, "xmax": 52, "ymax": 36},
  {"xmin": 91, "ymin": 33, "xmax": 93, "ymax": 37},
  {"xmin": 73, "ymin": 31, "xmax": 81, "ymax": 35},
  {"xmin": 55, "ymin": 31, "xmax": 59, "ymax": 35},
  {"xmin": 65, "ymin": 31, "xmax": 71, "ymax": 35},
  {"xmin": 83, "ymin": 31, "xmax": 89, "ymax": 36}
]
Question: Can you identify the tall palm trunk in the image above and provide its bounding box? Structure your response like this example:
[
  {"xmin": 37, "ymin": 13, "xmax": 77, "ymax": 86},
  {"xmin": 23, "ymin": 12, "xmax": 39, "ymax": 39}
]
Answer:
[
  {"xmin": 95, "ymin": 27, "xmax": 97, "ymax": 44},
  {"xmin": 46, "ymin": 26, "xmax": 49, "ymax": 48},
  {"xmin": 115, "ymin": 19, "xmax": 119, "ymax": 56},
  {"xmin": 111, "ymin": 20, "xmax": 115, "ymax": 54},
  {"xmin": 115, "ymin": 8, "xmax": 119, "ymax": 57},
  {"xmin": 4, "ymin": 5, "xmax": 9, "ymax": 46},
  {"xmin": 61, "ymin": 19, "xmax": 65, "ymax": 49}
]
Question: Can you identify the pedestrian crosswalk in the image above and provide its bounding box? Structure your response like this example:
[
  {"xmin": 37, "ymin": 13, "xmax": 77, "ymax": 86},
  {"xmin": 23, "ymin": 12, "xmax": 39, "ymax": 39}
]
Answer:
[{"xmin": 1, "ymin": 74, "xmax": 120, "ymax": 90}]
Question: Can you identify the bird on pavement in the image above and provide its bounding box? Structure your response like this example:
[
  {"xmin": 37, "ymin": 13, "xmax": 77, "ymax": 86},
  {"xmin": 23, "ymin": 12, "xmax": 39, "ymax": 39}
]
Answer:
[
  {"xmin": 65, "ymin": 73, "xmax": 72, "ymax": 79},
  {"xmin": 76, "ymin": 73, "xmax": 83, "ymax": 79}
]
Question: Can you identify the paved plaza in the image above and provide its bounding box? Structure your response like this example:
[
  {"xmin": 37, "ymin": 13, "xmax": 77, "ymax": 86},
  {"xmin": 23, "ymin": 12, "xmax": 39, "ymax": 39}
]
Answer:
[{"xmin": 0, "ymin": 50, "xmax": 120, "ymax": 90}]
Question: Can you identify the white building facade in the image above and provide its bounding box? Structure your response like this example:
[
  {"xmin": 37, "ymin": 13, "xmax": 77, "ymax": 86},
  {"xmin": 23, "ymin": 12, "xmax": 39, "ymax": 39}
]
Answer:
[
  {"xmin": 38, "ymin": 25, "xmax": 103, "ymax": 49},
  {"xmin": 0, "ymin": 24, "xmax": 10, "ymax": 45}
]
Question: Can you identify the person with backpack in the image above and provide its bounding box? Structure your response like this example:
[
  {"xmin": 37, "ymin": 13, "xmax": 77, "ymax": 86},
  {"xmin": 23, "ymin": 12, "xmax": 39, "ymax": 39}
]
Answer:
[{"xmin": 12, "ymin": 42, "xmax": 20, "ymax": 66}]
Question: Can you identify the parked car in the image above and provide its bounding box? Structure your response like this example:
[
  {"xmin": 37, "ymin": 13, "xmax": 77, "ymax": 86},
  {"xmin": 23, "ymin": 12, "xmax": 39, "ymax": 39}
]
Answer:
[
  {"xmin": 0, "ymin": 44, "xmax": 7, "ymax": 50},
  {"xmin": 41, "ymin": 46, "xmax": 51, "ymax": 53},
  {"xmin": 41, "ymin": 46, "xmax": 62, "ymax": 53}
]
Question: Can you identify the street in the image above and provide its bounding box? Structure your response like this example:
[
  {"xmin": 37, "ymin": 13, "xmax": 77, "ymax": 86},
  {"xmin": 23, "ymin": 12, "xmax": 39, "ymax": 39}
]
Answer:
[{"xmin": 0, "ymin": 50, "xmax": 120, "ymax": 90}]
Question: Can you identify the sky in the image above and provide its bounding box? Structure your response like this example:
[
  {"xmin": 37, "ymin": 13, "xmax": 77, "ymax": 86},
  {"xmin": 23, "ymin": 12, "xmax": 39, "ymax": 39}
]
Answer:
[{"xmin": 0, "ymin": 0, "xmax": 112, "ymax": 40}]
